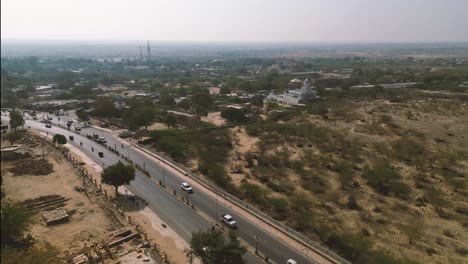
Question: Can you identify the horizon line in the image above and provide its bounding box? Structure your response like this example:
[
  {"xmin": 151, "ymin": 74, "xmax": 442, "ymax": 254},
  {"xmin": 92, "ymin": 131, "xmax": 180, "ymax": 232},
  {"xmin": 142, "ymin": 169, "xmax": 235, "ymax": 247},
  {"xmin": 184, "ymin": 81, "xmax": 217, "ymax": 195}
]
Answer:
[{"xmin": 2, "ymin": 38, "xmax": 468, "ymax": 46}]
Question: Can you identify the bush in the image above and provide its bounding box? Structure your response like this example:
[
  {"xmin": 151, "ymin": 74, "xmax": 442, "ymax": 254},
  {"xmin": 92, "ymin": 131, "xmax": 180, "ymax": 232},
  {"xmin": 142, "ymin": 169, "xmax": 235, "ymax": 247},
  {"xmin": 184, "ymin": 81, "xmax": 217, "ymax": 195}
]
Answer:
[
  {"xmin": 362, "ymin": 160, "xmax": 410, "ymax": 197},
  {"xmin": 1, "ymin": 200, "xmax": 34, "ymax": 246},
  {"xmin": 335, "ymin": 161, "xmax": 354, "ymax": 188},
  {"xmin": 268, "ymin": 197, "xmax": 290, "ymax": 221},
  {"xmin": 240, "ymin": 182, "xmax": 268, "ymax": 206},
  {"xmin": 392, "ymin": 139, "xmax": 426, "ymax": 164}
]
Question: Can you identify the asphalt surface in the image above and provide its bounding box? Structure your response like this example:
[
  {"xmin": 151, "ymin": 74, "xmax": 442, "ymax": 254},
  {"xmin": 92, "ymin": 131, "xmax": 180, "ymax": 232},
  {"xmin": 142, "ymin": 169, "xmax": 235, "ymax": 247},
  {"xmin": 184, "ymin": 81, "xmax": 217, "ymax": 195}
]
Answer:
[{"xmin": 4, "ymin": 112, "xmax": 325, "ymax": 264}]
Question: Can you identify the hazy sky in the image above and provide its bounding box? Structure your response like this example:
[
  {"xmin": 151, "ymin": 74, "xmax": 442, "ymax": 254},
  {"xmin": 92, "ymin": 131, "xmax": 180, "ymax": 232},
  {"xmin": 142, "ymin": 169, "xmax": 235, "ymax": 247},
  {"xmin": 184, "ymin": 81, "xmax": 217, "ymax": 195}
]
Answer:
[{"xmin": 2, "ymin": 0, "xmax": 468, "ymax": 43}]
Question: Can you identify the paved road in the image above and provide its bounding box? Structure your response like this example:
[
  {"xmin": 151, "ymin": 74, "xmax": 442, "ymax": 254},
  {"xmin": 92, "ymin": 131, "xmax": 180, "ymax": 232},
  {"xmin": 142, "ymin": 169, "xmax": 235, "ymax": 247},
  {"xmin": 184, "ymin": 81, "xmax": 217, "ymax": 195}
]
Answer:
[{"xmin": 7, "ymin": 113, "xmax": 327, "ymax": 264}]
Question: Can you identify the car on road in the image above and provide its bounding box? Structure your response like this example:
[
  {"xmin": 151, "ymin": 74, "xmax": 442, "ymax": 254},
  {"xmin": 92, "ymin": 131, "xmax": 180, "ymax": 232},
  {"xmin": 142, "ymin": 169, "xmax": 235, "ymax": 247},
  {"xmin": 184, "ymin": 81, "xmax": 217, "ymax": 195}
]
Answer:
[
  {"xmin": 45, "ymin": 124, "xmax": 52, "ymax": 128},
  {"xmin": 75, "ymin": 126, "xmax": 82, "ymax": 131},
  {"xmin": 287, "ymin": 259, "xmax": 297, "ymax": 264},
  {"xmin": 97, "ymin": 137, "xmax": 107, "ymax": 144},
  {"xmin": 98, "ymin": 152, "xmax": 104, "ymax": 158},
  {"xmin": 93, "ymin": 133, "xmax": 99, "ymax": 139},
  {"xmin": 220, "ymin": 214, "xmax": 237, "ymax": 228},
  {"xmin": 180, "ymin": 182, "xmax": 193, "ymax": 193},
  {"xmin": 69, "ymin": 135, "xmax": 74, "ymax": 141}
]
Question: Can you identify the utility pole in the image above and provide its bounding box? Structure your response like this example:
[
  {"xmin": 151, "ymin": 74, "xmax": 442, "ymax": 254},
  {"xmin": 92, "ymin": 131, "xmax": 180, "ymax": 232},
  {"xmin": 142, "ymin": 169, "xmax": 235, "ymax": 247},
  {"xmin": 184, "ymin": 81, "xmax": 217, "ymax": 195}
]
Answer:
[
  {"xmin": 162, "ymin": 160, "xmax": 165, "ymax": 186},
  {"xmin": 215, "ymin": 192, "xmax": 218, "ymax": 220},
  {"xmin": 254, "ymin": 235, "xmax": 259, "ymax": 254}
]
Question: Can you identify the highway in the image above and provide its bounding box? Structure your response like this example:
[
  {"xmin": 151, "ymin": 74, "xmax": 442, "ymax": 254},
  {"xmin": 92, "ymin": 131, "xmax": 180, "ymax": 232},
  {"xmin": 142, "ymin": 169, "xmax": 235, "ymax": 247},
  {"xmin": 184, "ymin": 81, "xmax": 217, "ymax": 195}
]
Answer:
[{"xmin": 5, "ymin": 112, "xmax": 329, "ymax": 264}]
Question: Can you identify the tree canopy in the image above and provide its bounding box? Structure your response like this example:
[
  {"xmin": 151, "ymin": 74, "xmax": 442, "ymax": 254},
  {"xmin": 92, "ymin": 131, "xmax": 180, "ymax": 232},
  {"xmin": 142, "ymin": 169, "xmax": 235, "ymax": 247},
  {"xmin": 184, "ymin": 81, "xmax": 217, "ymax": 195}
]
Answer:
[
  {"xmin": 221, "ymin": 108, "xmax": 248, "ymax": 123},
  {"xmin": 94, "ymin": 96, "xmax": 118, "ymax": 117},
  {"xmin": 188, "ymin": 229, "xmax": 246, "ymax": 264},
  {"xmin": 1, "ymin": 200, "xmax": 34, "ymax": 246},
  {"xmin": 129, "ymin": 106, "xmax": 155, "ymax": 130},
  {"xmin": 52, "ymin": 134, "xmax": 67, "ymax": 145},
  {"xmin": 9, "ymin": 110, "xmax": 24, "ymax": 131},
  {"xmin": 101, "ymin": 161, "xmax": 135, "ymax": 195},
  {"xmin": 3, "ymin": 132, "xmax": 22, "ymax": 146}
]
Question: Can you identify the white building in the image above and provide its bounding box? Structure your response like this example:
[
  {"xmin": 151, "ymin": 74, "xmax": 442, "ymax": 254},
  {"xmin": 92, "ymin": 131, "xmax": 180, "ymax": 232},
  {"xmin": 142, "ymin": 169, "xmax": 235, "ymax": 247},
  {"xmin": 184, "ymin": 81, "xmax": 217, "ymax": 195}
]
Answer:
[{"xmin": 267, "ymin": 79, "xmax": 317, "ymax": 106}]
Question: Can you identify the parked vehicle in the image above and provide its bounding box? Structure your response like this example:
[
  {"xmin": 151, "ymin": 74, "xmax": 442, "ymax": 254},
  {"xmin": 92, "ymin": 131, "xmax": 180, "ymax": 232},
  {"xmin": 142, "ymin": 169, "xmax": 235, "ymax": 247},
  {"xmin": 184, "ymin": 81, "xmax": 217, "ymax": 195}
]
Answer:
[
  {"xmin": 97, "ymin": 137, "xmax": 107, "ymax": 144},
  {"xmin": 75, "ymin": 126, "xmax": 82, "ymax": 131},
  {"xmin": 220, "ymin": 214, "xmax": 237, "ymax": 228},
  {"xmin": 180, "ymin": 182, "xmax": 193, "ymax": 193},
  {"xmin": 45, "ymin": 124, "xmax": 52, "ymax": 128},
  {"xmin": 98, "ymin": 152, "xmax": 104, "ymax": 158},
  {"xmin": 93, "ymin": 133, "xmax": 99, "ymax": 139},
  {"xmin": 69, "ymin": 135, "xmax": 74, "ymax": 141},
  {"xmin": 287, "ymin": 259, "xmax": 297, "ymax": 264}
]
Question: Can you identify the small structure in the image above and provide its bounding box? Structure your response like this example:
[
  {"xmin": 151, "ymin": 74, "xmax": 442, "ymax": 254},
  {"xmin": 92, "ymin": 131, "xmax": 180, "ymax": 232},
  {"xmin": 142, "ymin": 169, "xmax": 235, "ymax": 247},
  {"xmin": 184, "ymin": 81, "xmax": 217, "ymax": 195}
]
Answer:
[
  {"xmin": 167, "ymin": 110, "xmax": 200, "ymax": 126},
  {"xmin": 207, "ymin": 87, "xmax": 221, "ymax": 95},
  {"xmin": 42, "ymin": 208, "xmax": 69, "ymax": 225},
  {"xmin": 1, "ymin": 145, "xmax": 24, "ymax": 160}
]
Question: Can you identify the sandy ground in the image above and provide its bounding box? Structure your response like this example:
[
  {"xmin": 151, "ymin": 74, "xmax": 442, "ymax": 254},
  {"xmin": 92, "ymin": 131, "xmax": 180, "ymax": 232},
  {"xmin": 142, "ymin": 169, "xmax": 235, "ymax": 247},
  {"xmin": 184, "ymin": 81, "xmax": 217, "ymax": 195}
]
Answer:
[
  {"xmin": 1, "ymin": 138, "xmax": 114, "ymax": 254},
  {"xmin": 147, "ymin": 122, "xmax": 169, "ymax": 131},
  {"xmin": 201, "ymin": 112, "xmax": 226, "ymax": 126}
]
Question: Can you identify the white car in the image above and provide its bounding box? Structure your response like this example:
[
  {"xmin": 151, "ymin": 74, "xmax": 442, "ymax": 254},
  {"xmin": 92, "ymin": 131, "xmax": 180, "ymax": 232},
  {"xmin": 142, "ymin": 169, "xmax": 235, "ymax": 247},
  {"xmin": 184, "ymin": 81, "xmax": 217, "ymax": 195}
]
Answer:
[
  {"xmin": 287, "ymin": 259, "xmax": 297, "ymax": 264},
  {"xmin": 180, "ymin": 182, "xmax": 193, "ymax": 193},
  {"xmin": 221, "ymin": 214, "xmax": 237, "ymax": 228}
]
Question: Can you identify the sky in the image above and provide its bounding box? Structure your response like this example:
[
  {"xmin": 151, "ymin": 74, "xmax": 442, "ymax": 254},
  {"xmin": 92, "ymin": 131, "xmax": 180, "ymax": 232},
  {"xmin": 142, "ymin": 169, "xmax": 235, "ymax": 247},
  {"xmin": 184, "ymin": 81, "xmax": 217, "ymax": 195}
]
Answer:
[{"xmin": 2, "ymin": 0, "xmax": 468, "ymax": 43}]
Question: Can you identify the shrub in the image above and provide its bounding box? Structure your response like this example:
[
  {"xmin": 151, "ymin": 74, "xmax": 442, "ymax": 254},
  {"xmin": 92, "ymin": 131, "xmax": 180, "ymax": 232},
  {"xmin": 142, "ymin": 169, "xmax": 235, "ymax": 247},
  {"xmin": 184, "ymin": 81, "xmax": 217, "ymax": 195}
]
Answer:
[
  {"xmin": 335, "ymin": 161, "xmax": 354, "ymax": 188},
  {"xmin": 362, "ymin": 160, "xmax": 410, "ymax": 197},
  {"xmin": 239, "ymin": 182, "xmax": 268, "ymax": 206},
  {"xmin": 1, "ymin": 200, "xmax": 34, "ymax": 246},
  {"xmin": 392, "ymin": 139, "xmax": 426, "ymax": 164},
  {"xmin": 268, "ymin": 197, "xmax": 290, "ymax": 221}
]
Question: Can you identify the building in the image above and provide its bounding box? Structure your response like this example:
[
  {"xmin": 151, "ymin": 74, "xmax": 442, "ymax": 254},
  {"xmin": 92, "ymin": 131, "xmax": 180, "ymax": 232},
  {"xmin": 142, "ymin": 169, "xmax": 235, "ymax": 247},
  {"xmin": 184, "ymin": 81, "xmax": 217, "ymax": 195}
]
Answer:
[
  {"xmin": 267, "ymin": 79, "xmax": 318, "ymax": 106},
  {"xmin": 167, "ymin": 110, "xmax": 200, "ymax": 126}
]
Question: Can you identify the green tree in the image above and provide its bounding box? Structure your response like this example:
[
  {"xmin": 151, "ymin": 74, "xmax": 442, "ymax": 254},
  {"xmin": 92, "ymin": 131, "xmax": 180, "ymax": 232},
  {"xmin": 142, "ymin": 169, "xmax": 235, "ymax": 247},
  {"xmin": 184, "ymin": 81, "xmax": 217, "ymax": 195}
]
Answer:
[
  {"xmin": 221, "ymin": 108, "xmax": 247, "ymax": 123},
  {"xmin": 94, "ymin": 96, "xmax": 118, "ymax": 117},
  {"xmin": 9, "ymin": 111, "xmax": 24, "ymax": 131},
  {"xmin": 1, "ymin": 243, "xmax": 61, "ymax": 264},
  {"xmin": 220, "ymin": 86, "xmax": 231, "ymax": 94},
  {"xmin": 52, "ymin": 134, "xmax": 67, "ymax": 145},
  {"xmin": 164, "ymin": 115, "xmax": 177, "ymax": 128},
  {"xmin": 129, "ymin": 106, "xmax": 155, "ymax": 130},
  {"xmin": 1, "ymin": 200, "xmax": 34, "ymax": 246},
  {"xmin": 188, "ymin": 229, "xmax": 246, "ymax": 264},
  {"xmin": 250, "ymin": 95, "xmax": 264, "ymax": 106},
  {"xmin": 3, "ymin": 132, "xmax": 22, "ymax": 146},
  {"xmin": 101, "ymin": 161, "xmax": 135, "ymax": 196},
  {"xmin": 192, "ymin": 92, "xmax": 213, "ymax": 109},
  {"xmin": 75, "ymin": 110, "xmax": 89, "ymax": 121}
]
